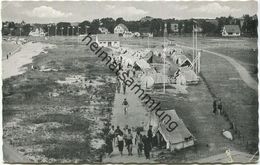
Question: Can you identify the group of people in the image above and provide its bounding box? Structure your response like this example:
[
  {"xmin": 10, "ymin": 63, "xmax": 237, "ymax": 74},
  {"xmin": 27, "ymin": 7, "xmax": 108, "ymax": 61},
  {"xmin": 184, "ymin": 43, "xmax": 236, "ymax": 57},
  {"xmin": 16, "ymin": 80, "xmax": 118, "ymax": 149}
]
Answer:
[
  {"xmin": 105, "ymin": 125, "xmax": 154, "ymax": 160},
  {"xmin": 213, "ymin": 98, "xmax": 223, "ymax": 115}
]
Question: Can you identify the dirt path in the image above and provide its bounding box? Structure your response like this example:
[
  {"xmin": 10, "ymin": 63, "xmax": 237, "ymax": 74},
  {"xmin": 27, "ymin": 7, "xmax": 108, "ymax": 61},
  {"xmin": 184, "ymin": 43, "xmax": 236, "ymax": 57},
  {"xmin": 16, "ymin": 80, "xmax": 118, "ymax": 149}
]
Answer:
[
  {"xmin": 178, "ymin": 45, "xmax": 258, "ymax": 92},
  {"xmin": 103, "ymin": 85, "xmax": 155, "ymax": 163}
]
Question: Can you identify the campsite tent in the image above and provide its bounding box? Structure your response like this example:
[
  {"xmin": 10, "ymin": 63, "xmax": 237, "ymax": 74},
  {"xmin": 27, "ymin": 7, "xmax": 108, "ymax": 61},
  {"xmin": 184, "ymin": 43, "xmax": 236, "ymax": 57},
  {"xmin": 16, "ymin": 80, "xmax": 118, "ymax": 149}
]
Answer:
[
  {"xmin": 135, "ymin": 59, "xmax": 151, "ymax": 70},
  {"xmin": 175, "ymin": 68, "xmax": 199, "ymax": 85},
  {"xmin": 173, "ymin": 54, "xmax": 192, "ymax": 67},
  {"xmin": 148, "ymin": 109, "xmax": 195, "ymax": 151}
]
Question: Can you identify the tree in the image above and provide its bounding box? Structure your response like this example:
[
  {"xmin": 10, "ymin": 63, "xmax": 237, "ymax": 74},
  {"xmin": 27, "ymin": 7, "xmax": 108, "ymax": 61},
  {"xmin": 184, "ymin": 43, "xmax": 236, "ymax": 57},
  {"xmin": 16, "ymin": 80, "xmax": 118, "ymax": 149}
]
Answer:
[
  {"xmin": 79, "ymin": 20, "xmax": 91, "ymax": 34},
  {"xmin": 89, "ymin": 19, "xmax": 100, "ymax": 34},
  {"xmin": 100, "ymin": 17, "xmax": 115, "ymax": 33},
  {"xmin": 115, "ymin": 17, "xmax": 125, "ymax": 25}
]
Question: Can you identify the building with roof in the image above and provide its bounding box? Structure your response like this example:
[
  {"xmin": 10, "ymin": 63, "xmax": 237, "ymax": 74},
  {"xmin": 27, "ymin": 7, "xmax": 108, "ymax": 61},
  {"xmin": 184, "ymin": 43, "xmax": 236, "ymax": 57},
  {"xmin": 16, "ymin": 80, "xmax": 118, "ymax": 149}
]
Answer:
[
  {"xmin": 222, "ymin": 25, "xmax": 241, "ymax": 37},
  {"xmin": 95, "ymin": 34, "xmax": 120, "ymax": 48},
  {"xmin": 114, "ymin": 23, "xmax": 128, "ymax": 35},
  {"xmin": 29, "ymin": 26, "xmax": 46, "ymax": 37},
  {"xmin": 170, "ymin": 23, "xmax": 179, "ymax": 33}
]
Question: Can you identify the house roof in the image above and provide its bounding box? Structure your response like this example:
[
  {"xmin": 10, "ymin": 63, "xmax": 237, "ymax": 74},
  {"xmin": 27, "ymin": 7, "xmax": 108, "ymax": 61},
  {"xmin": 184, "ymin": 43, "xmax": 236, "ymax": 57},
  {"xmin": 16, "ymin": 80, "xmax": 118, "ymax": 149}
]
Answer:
[
  {"xmin": 116, "ymin": 23, "xmax": 128, "ymax": 31},
  {"xmin": 224, "ymin": 25, "xmax": 241, "ymax": 33},
  {"xmin": 96, "ymin": 34, "xmax": 120, "ymax": 41}
]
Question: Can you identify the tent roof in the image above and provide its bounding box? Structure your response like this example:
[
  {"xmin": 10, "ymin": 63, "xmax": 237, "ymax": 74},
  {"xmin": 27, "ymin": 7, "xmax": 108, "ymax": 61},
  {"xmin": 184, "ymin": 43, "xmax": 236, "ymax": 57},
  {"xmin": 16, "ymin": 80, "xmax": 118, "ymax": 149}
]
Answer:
[
  {"xmin": 135, "ymin": 59, "xmax": 151, "ymax": 70},
  {"xmin": 150, "ymin": 109, "xmax": 194, "ymax": 144}
]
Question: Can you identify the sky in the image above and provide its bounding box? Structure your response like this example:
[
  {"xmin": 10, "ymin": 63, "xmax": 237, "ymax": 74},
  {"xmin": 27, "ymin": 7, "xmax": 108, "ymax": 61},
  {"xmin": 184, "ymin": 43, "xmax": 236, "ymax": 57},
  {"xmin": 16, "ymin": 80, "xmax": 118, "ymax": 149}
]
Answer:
[{"xmin": 1, "ymin": 1, "xmax": 258, "ymax": 23}]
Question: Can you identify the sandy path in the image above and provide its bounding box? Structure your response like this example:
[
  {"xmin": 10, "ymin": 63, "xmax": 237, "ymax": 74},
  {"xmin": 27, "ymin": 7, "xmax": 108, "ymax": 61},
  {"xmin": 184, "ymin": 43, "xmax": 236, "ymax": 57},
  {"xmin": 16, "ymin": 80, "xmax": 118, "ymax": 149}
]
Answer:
[
  {"xmin": 178, "ymin": 44, "xmax": 258, "ymax": 92},
  {"xmin": 2, "ymin": 42, "xmax": 54, "ymax": 80},
  {"xmin": 103, "ymin": 85, "xmax": 155, "ymax": 163}
]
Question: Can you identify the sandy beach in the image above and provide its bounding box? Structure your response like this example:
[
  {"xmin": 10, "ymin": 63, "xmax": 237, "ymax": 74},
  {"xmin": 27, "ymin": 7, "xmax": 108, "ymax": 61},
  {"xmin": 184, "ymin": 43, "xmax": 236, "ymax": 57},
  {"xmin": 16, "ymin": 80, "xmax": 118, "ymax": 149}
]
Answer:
[{"xmin": 2, "ymin": 42, "xmax": 55, "ymax": 79}]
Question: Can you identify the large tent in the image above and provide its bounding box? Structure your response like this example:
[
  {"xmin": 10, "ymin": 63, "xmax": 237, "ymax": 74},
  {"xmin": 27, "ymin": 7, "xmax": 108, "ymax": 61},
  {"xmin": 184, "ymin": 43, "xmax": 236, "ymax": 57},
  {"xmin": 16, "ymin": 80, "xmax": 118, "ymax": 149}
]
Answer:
[{"xmin": 148, "ymin": 109, "xmax": 195, "ymax": 151}]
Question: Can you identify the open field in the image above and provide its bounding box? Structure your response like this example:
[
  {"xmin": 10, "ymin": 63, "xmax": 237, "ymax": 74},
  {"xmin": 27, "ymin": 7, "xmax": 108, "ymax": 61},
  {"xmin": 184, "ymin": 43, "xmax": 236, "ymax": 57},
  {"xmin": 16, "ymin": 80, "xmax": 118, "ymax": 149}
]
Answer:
[{"xmin": 3, "ymin": 37, "xmax": 116, "ymax": 163}]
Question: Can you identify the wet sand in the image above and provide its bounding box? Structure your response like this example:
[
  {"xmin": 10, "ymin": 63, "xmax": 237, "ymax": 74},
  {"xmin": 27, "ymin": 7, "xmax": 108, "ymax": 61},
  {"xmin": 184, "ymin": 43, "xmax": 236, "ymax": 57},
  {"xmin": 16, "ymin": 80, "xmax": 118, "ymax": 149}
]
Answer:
[{"xmin": 2, "ymin": 42, "xmax": 55, "ymax": 79}]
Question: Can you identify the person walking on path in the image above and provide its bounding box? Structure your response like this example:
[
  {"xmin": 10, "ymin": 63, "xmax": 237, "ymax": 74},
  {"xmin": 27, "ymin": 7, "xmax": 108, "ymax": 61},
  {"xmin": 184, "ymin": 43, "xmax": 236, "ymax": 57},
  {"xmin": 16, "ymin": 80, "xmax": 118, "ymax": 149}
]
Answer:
[
  {"xmin": 135, "ymin": 131, "xmax": 143, "ymax": 157},
  {"xmin": 213, "ymin": 98, "xmax": 217, "ymax": 115},
  {"xmin": 122, "ymin": 98, "xmax": 129, "ymax": 115},
  {"xmin": 114, "ymin": 126, "xmax": 123, "ymax": 146},
  {"xmin": 142, "ymin": 135, "xmax": 151, "ymax": 159},
  {"xmin": 116, "ymin": 77, "xmax": 121, "ymax": 93},
  {"xmin": 117, "ymin": 132, "xmax": 124, "ymax": 156},
  {"xmin": 109, "ymin": 125, "xmax": 115, "ymax": 145},
  {"xmin": 122, "ymin": 82, "xmax": 127, "ymax": 95},
  {"xmin": 147, "ymin": 125, "xmax": 153, "ymax": 149},
  {"xmin": 105, "ymin": 134, "xmax": 113, "ymax": 158},
  {"xmin": 125, "ymin": 129, "xmax": 133, "ymax": 156}
]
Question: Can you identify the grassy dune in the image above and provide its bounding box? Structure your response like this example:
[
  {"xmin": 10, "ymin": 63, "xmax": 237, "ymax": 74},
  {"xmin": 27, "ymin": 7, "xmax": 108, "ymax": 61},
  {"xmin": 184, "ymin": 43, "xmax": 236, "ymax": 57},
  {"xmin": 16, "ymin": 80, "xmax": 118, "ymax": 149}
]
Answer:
[{"xmin": 3, "ymin": 38, "xmax": 116, "ymax": 163}]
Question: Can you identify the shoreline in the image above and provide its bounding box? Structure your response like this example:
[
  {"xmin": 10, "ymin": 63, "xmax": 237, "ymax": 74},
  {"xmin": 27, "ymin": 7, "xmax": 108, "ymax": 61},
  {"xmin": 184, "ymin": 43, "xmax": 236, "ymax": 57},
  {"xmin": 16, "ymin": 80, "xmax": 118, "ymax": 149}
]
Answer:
[{"xmin": 2, "ymin": 42, "xmax": 55, "ymax": 80}]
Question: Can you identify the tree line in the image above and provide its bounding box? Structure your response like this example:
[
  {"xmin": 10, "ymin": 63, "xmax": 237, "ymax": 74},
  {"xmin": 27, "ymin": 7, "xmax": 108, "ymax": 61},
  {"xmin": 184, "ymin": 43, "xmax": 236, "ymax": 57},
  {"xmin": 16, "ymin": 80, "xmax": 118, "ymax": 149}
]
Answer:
[{"xmin": 2, "ymin": 14, "xmax": 257, "ymax": 37}]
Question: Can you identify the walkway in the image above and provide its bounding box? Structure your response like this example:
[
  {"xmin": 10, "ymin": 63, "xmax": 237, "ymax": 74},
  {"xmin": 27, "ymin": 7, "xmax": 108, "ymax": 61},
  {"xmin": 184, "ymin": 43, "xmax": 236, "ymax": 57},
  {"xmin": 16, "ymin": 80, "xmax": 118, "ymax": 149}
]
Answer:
[
  {"xmin": 103, "ymin": 85, "xmax": 155, "ymax": 163},
  {"xmin": 178, "ymin": 45, "xmax": 258, "ymax": 92}
]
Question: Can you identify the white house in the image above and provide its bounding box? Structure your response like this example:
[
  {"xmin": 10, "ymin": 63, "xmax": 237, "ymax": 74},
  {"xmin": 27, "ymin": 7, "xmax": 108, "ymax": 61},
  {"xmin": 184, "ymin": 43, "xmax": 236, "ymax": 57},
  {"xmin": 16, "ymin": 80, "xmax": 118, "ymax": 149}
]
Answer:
[
  {"xmin": 96, "ymin": 34, "xmax": 120, "ymax": 48},
  {"xmin": 114, "ymin": 23, "xmax": 128, "ymax": 35},
  {"xmin": 98, "ymin": 27, "xmax": 109, "ymax": 34},
  {"xmin": 222, "ymin": 25, "xmax": 241, "ymax": 37},
  {"xmin": 29, "ymin": 27, "xmax": 46, "ymax": 37},
  {"xmin": 123, "ymin": 31, "xmax": 133, "ymax": 38},
  {"xmin": 171, "ymin": 23, "xmax": 179, "ymax": 33},
  {"xmin": 134, "ymin": 32, "xmax": 141, "ymax": 37}
]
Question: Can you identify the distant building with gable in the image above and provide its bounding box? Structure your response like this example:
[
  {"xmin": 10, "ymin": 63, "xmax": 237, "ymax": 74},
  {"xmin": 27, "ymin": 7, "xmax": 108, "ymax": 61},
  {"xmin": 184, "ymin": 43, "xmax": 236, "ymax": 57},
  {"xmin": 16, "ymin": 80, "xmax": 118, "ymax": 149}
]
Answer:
[
  {"xmin": 222, "ymin": 25, "xmax": 241, "ymax": 37},
  {"xmin": 114, "ymin": 23, "xmax": 128, "ymax": 35}
]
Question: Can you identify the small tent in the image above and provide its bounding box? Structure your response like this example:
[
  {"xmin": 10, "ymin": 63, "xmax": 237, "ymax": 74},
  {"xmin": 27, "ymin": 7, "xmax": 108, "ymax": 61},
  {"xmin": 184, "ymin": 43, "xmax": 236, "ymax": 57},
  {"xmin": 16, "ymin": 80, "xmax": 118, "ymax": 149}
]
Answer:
[
  {"xmin": 148, "ymin": 109, "xmax": 195, "ymax": 151},
  {"xmin": 134, "ymin": 59, "xmax": 151, "ymax": 70},
  {"xmin": 173, "ymin": 54, "xmax": 192, "ymax": 67},
  {"xmin": 175, "ymin": 68, "xmax": 199, "ymax": 85}
]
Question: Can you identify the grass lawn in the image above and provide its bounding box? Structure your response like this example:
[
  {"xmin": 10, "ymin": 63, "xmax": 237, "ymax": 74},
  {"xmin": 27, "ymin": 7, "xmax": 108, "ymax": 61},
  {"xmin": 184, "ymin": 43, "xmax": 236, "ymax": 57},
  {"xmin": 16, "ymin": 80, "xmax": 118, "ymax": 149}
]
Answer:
[{"xmin": 3, "ymin": 37, "xmax": 116, "ymax": 163}]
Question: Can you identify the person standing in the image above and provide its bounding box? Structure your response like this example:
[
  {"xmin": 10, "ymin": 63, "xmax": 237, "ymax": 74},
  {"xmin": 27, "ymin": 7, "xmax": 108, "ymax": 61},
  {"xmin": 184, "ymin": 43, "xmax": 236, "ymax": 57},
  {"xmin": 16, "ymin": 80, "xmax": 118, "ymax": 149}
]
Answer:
[
  {"xmin": 125, "ymin": 129, "xmax": 133, "ymax": 156},
  {"xmin": 122, "ymin": 98, "xmax": 129, "ymax": 115},
  {"xmin": 142, "ymin": 135, "xmax": 151, "ymax": 159},
  {"xmin": 218, "ymin": 98, "xmax": 223, "ymax": 115},
  {"xmin": 117, "ymin": 132, "xmax": 124, "ymax": 156},
  {"xmin": 213, "ymin": 98, "xmax": 217, "ymax": 115},
  {"xmin": 147, "ymin": 125, "xmax": 153, "ymax": 149},
  {"xmin": 135, "ymin": 131, "xmax": 143, "ymax": 157}
]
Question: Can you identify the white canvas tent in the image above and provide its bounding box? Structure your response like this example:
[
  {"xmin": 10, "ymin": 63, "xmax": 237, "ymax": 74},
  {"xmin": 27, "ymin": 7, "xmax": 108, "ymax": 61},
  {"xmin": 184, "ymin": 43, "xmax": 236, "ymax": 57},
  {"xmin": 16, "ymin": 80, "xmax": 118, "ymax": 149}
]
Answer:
[
  {"xmin": 175, "ymin": 68, "xmax": 199, "ymax": 85},
  {"xmin": 135, "ymin": 59, "xmax": 151, "ymax": 70},
  {"xmin": 148, "ymin": 109, "xmax": 195, "ymax": 151}
]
